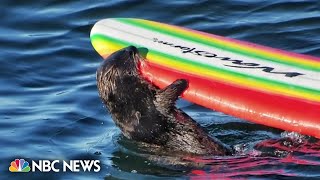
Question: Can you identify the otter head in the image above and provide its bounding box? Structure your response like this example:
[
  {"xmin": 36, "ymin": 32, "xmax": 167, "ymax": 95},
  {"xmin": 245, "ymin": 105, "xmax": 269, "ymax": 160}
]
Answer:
[
  {"xmin": 96, "ymin": 45, "xmax": 143, "ymax": 98},
  {"xmin": 103, "ymin": 45, "xmax": 141, "ymax": 75}
]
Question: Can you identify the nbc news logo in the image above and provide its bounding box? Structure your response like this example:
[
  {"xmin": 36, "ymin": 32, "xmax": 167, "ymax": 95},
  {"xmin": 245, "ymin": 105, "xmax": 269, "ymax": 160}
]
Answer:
[{"xmin": 9, "ymin": 158, "xmax": 100, "ymax": 173}]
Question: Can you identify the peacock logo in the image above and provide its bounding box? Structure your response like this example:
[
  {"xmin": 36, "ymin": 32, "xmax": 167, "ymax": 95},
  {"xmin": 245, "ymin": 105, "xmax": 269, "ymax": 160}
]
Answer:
[{"xmin": 9, "ymin": 159, "xmax": 31, "ymax": 172}]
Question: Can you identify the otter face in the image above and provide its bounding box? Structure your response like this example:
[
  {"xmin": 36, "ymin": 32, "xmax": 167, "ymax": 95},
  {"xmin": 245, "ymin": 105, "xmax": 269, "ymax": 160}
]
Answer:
[
  {"xmin": 96, "ymin": 45, "xmax": 142, "ymax": 103},
  {"xmin": 101, "ymin": 45, "xmax": 141, "ymax": 77}
]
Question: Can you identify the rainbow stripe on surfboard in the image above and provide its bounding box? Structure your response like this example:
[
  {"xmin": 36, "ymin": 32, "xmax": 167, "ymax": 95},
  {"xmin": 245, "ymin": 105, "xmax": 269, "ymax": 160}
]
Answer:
[{"xmin": 91, "ymin": 18, "xmax": 320, "ymax": 138}]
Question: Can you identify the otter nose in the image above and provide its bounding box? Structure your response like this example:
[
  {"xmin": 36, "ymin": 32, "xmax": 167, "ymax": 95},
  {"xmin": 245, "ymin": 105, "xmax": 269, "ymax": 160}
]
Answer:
[{"xmin": 125, "ymin": 46, "xmax": 138, "ymax": 54}]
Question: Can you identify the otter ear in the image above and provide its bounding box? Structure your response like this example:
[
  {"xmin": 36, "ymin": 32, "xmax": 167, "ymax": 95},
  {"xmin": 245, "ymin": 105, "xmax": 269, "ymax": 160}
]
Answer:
[{"xmin": 156, "ymin": 79, "xmax": 189, "ymax": 109}]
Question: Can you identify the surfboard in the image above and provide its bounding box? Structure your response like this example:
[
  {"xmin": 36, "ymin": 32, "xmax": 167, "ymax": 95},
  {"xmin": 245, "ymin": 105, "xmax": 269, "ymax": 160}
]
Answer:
[{"xmin": 90, "ymin": 18, "xmax": 320, "ymax": 138}]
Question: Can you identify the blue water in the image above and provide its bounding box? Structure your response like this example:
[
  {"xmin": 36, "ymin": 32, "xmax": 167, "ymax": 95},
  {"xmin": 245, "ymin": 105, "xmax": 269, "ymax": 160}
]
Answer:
[{"xmin": 1, "ymin": 0, "xmax": 320, "ymax": 179}]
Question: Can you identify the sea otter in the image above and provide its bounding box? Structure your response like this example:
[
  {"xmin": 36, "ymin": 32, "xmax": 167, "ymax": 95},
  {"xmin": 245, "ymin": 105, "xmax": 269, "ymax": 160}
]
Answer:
[{"xmin": 96, "ymin": 46, "xmax": 233, "ymax": 156}]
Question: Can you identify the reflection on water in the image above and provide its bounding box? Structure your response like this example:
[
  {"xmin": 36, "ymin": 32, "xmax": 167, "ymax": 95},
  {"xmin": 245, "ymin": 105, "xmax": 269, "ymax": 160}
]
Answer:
[{"xmin": 1, "ymin": 0, "xmax": 319, "ymax": 179}]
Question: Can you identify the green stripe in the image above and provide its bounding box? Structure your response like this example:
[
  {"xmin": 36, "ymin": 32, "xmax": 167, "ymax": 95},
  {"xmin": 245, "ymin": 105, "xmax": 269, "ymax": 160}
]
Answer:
[
  {"xmin": 117, "ymin": 18, "xmax": 320, "ymax": 72},
  {"xmin": 91, "ymin": 34, "xmax": 320, "ymax": 97}
]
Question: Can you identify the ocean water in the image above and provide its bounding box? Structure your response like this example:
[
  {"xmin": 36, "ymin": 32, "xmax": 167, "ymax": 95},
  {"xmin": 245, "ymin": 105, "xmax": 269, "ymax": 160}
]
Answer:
[{"xmin": 1, "ymin": 0, "xmax": 320, "ymax": 179}]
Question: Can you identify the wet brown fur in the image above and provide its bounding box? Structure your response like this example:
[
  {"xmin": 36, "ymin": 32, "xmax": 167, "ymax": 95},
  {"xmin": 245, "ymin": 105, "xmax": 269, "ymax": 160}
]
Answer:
[{"xmin": 96, "ymin": 46, "xmax": 233, "ymax": 156}]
